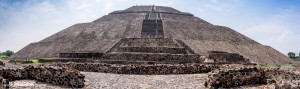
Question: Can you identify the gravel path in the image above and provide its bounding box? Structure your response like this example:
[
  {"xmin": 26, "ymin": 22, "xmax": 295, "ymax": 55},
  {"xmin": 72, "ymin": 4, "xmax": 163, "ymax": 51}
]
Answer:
[{"xmin": 83, "ymin": 72, "xmax": 207, "ymax": 89}]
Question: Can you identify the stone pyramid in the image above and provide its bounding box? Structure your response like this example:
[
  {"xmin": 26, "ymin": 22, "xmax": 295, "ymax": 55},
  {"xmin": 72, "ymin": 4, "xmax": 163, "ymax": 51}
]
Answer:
[{"xmin": 10, "ymin": 5, "xmax": 294, "ymax": 64}]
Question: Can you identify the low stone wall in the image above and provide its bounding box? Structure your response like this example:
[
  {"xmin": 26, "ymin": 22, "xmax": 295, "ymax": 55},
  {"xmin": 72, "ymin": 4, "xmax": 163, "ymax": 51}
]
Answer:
[
  {"xmin": 8, "ymin": 60, "xmax": 34, "ymax": 64},
  {"xmin": 38, "ymin": 58, "xmax": 90, "ymax": 63},
  {"xmin": 101, "ymin": 53, "xmax": 201, "ymax": 64},
  {"xmin": 116, "ymin": 47, "xmax": 187, "ymax": 54},
  {"xmin": 59, "ymin": 52, "xmax": 103, "ymax": 58},
  {"xmin": 208, "ymin": 51, "xmax": 249, "ymax": 63},
  {"xmin": 207, "ymin": 67, "xmax": 300, "ymax": 88},
  {"xmin": 0, "ymin": 65, "xmax": 85, "ymax": 88},
  {"xmin": 49, "ymin": 63, "xmax": 219, "ymax": 74}
]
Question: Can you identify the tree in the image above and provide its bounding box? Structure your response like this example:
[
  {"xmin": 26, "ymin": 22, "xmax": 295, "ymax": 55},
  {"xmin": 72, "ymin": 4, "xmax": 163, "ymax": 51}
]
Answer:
[
  {"xmin": 2, "ymin": 50, "xmax": 14, "ymax": 57},
  {"xmin": 288, "ymin": 52, "xmax": 296, "ymax": 59}
]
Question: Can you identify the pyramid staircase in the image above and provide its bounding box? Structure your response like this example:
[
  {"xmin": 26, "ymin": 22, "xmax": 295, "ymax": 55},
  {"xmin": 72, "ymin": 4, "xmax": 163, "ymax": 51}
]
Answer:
[{"xmin": 101, "ymin": 38, "xmax": 199, "ymax": 64}]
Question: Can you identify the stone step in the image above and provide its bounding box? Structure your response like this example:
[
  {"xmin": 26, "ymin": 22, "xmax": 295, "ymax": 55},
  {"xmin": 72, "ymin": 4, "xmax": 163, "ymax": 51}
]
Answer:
[
  {"xmin": 141, "ymin": 19, "xmax": 164, "ymax": 37},
  {"xmin": 142, "ymin": 23, "xmax": 162, "ymax": 25},
  {"xmin": 98, "ymin": 60, "xmax": 159, "ymax": 64},
  {"xmin": 100, "ymin": 52, "xmax": 200, "ymax": 64},
  {"xmin": 116, "ymin": 46, "xmax": 187, "ymax": 54},
  {"xmin": 120, "ymin": 38, "xmax": 179, "ymax": 47},
  {"xmin": 143, "ymin": 20, "xmax": 162, "ymax": 22}
]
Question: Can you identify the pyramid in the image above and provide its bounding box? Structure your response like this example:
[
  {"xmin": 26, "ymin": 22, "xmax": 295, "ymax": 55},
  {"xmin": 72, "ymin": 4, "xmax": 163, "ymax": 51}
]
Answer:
[{"xmin": 10, "ymin": 5, "xmax": 294, "ymax": 64}]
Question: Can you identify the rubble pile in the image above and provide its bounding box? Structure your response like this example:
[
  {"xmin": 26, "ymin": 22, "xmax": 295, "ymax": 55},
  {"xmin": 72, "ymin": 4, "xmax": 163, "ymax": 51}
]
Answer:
[
  {"xmin": 0, "ymin": 65, "xmax": 85, "ymax": 88},
  {"xmin": 0, "ymin": 76, "xmax": 9, "ymax": 89},
  {"xmin": 264, "ymin": 68, "xmax": 300, "ymax": 83},
  {"xmin": 49, "ymin": 63, "xmax": 220, "ymax": 74},
  {"xmin": 273, "ymin": 81, "xmax": 300, "ymax": 89},
  {"xmin": 207, "ymin": 66, "xmax": 300, "ymax": 88}
]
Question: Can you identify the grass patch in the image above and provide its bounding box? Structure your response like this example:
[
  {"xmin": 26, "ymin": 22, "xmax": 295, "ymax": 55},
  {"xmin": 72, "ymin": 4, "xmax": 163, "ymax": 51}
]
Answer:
[
  {"xmin": 261, "ymin": 64, "xmax": 298, "ymax": 66},
  {"xmin": 0, "ymin": 55, "xmax": 8, "ymax": 58},
  {"xmin": 0, "ymin": 59, "xmax": 10, "ymax": 63},
  {"xmin": 15, "ymin": 59, "xmax": 45, "ymax": 65},
  {"xmin": 30, "ymin": 59, "xmax": 38, "ymax": 63},
  {"xmin": 20, "ymin": 62, "xmax": 45, "ymax": 65},
  {"xmin": 40, "ymin": 57, "xmax": 58, "ymax": 60}
]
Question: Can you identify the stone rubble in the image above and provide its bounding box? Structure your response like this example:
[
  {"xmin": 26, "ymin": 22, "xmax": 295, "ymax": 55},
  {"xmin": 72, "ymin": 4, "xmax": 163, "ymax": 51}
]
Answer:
[
  {"xmin": 0, "ymin": 65, "xmax": 85, "ymax": 88},
  {"xmin": 0, "ymin": 76, "xmax": 9, "ymax": 89},
  {"xmin": 207, "ymin": 66, "xmax": 300, "ymax": 88}
]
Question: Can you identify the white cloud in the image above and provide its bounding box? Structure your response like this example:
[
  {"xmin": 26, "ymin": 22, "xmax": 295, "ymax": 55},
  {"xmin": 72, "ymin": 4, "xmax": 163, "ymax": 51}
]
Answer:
[
  {"xmin": 211, "ymin": 0, "xmax": 218, "ymax": 3},
  {"xmin": 198, "ymin": 8, "xmax": 206, "ymax": 12},
  {"xmin": 78, "ymin": 4, "xmax": 87, "ymax": 10},
  {"xmin": 0, "ymin": 0, "xmax": 177, "ymax": 52},
  {"xmin": 241, "ymin": 9, "xmax": 300, "ymax": 54},
  {"xmin": 203, "ymin": 4, "xmax": 222, "ymax": 11},
  {"xmin": 0, "ymin": 0, "xmax": 113, "ymax": 52},
  {"xmin": 0, "ymin": 0, "xmax": 299, "ymax": 56}
]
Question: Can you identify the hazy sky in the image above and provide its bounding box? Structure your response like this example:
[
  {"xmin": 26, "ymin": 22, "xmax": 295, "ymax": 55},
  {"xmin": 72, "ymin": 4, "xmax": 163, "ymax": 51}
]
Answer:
[{"xmin": 0, "ymin": 0, "xmax": 299, "ymax": 55}]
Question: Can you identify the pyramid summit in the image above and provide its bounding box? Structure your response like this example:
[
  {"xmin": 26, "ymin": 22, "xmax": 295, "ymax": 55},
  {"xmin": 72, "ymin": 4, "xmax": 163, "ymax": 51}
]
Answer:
[{"xmin": 10, "ymin": 5, "xmax": 294, "ymax": 64}]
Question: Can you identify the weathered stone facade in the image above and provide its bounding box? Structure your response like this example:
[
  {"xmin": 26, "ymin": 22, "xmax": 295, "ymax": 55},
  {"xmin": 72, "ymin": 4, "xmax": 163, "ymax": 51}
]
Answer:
[
  {"xmin": 0, "ymin": 65, "xmax": 85, "ymax": 88},
  {"xmin": 101, "ymin": 53, "xmax": 200, "ymax": 64},
  {"xmin": 38, "ymin": 58, "xmax": 91, "ymax": 63},
  {"xmin": 208, "ymin": 51, "xmax": 250, "ymax": 63},
  {"xmin": 0, "ymin": 76, "xmax": 9, "ymax": 89},
  {"xmin": 116, "ymin": 46, "xmax": 187, "ymax": 54},
  {"xmin": 59, "ymin": 52, "xmax": 103, "ymax": 58}
]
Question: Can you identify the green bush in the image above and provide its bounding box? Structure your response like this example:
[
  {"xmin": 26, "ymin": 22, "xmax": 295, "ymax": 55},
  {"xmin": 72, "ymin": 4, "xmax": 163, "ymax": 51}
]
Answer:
[
  {"xmin": 1, "ymin": 50, "xmax": 14, "ymax": 57},
  {"xmin": 288, "ymin": 52, "xmax": 296, "ymax": 59}
]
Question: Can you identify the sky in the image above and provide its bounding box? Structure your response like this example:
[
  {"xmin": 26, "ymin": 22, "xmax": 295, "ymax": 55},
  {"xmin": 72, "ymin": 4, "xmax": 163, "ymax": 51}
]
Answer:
[{"xmin": 0, "ymin": 0, "xmax": 299, "ymax": 56}]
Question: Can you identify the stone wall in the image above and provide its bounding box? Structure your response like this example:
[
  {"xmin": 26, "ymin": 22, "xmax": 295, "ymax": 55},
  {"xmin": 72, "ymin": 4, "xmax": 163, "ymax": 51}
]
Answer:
[
  {"xmin": 101, "ymin": 53, "xmax": 200, "ymax": 64},
  {"xmin": 121, "ymin": 38, "xmax": 179, "ymax": 47},
  {"xmin": 207, "ymin": 66, "xmax": 300, "ymax": 88},
  {"xmin": 116, "ymin": 47, "xmax": 187, "ymax": 54},
  {"xmin": 59, "ymin": 52, "xmax": 103, "ymax": 58},
  {"xmin": 208, "ymin": 51, "xmax": 249, "ymax": 63},
  {"xmin": 0, "ymin": 65, "xmax": 85, "ymax": 88},
  {"xmin": 49, "ymin": 63, "xmax": 219, "ymax": 74},
  {"xmin": 38, "ymin": 58, "xmax": 91, "ymax": 63}
]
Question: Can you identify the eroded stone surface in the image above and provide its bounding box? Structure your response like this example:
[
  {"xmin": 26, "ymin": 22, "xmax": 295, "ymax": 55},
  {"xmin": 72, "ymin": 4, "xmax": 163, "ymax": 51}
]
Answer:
[{"xmin": 0, "ymin": 65, "xmax": 85, "ymax": 88}]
